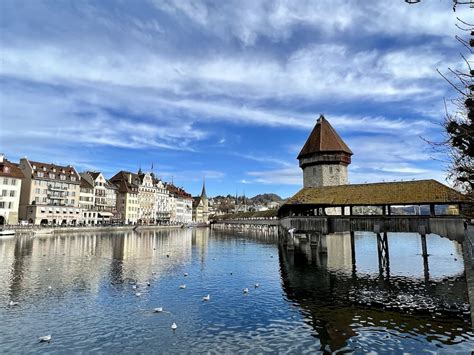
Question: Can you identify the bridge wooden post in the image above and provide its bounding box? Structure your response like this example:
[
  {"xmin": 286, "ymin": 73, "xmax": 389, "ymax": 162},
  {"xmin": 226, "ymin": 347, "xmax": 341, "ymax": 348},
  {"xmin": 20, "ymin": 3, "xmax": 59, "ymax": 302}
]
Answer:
[
  {"xmin": 419, "ymin": 225, "xmax": 430, "ymax": 282},
  {"xmin": 376, "ymin": 228, "xmax": 389, "ymax": 275},
  {"xmin": 350, "ymin": 231, "xmax": 356, "ymax": 268}
]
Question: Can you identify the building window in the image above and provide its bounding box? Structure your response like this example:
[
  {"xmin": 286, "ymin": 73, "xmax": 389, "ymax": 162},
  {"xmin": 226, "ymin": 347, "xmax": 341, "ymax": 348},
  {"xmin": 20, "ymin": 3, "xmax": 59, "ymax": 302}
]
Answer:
[
  {"xmin": 9, "ymin": 190, "xmax": 15, "ymax": 197},
  {"xmin": 11, "ymin": 179, "xmax": 16, "ymax": 185},
  {"xmin": 2, "ymin": 190, "xmax": 7, "ymax": 196},
  {"xmin": 71, "ymin": 199, "xmax": 75, "ymax": 204},
  {"xmin": 3, "ymin": 178, "xmax": 8, "ymax": 184},
  {"xmin": 8, "ymin": 202, "xmax": 12, "ymax": 209},
  {"xmin": 71, "ymin": 192, "xmax": 75, "ymax": 197},
  {"xmin": 35, "ymin": 188, "xmax": 40, "ymax": 194},
  {"xmin": 37, "ymin": 172, "xmax": 44, "ymax": 178},
  {"xmin": 49, "ymin": 173, "xmax": 55, "ymax": 179},
  {"xmin": 71, "ymin": 176, "xmax": 76, "ymax": 181},
  {"xmin": 0, "ymin": 202, "xmax": 4, "ymax": 208},
  {"xmin": 60, "ymin": 175, "xmax": 66, "ymax": 180},
  {"xmin": 329, "ymin": 166, "xmax": 333, "ymax": 174},
  {"xmin": 35, "ymin": 197, "xmax": 39, "ymax": 203}
]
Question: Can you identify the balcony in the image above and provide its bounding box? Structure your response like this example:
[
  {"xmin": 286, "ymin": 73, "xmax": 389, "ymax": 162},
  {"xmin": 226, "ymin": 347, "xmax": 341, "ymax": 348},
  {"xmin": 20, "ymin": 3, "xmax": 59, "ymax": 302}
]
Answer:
[{"xmin": 48, "ymin": 184, "xmax": 67, "ymax": 191}]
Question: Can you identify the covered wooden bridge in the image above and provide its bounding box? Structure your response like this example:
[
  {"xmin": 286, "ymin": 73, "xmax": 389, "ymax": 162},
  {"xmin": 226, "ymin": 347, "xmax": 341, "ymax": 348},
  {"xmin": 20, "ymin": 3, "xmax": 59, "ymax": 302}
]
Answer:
[{"xmin": 278, "ymin": 179, "xmax": 467, "ymax": 241}]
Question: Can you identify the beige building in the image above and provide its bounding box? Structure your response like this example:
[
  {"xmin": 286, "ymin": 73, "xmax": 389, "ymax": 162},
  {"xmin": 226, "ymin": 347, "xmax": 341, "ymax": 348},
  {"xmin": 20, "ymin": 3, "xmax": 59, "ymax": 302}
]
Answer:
[
  {"xmin": 18, "ymin": 158, "xmax": 81, "ymax": 225},
  {"xmin": 109, "ymin": 171, "xmax": 139, "ymax": 224},
  {"xmin": 0, "ymin": 154, "xmax": 24, "ymax": 225},
  {"xmin": 192, "ymin": 181, "xmax": 209, "ymax": 223},
  {"xmin": 137, "ymin": 172, "xmax": 156, "ymax": 224}
]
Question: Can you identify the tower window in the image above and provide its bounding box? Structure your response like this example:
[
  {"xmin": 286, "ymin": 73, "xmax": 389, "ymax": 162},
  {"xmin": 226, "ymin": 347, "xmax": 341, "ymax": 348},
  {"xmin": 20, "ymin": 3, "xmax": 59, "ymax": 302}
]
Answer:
[{"xmin": 329, "ymin": 166, "xmax": 333, "ymax": 174}]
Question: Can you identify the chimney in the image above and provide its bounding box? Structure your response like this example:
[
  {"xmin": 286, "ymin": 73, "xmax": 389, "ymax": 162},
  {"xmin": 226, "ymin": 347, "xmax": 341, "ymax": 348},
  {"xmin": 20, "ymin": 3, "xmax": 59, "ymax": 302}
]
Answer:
[
  {"xmin": 127, "ymin": 173, "xmax": 132, "ymax": 184},
  {"xmin": 0, "ymin": 153, "xmax": 4, "ymax": 163}
]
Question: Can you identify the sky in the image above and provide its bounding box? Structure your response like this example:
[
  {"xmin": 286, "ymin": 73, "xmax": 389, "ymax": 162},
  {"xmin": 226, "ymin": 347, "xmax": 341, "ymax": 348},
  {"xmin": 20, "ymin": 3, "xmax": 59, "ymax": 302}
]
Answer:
[{"xmin": 0, "ymin": 1, "xmax": 472, "ymax": 198}]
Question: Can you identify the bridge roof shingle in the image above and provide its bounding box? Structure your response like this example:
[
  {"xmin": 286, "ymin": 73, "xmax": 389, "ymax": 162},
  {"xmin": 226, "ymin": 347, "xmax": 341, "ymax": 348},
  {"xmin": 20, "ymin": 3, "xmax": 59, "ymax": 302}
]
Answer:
[{"xmin": 282, "ymin": 179, "xmax": 465, "ymax": 208}]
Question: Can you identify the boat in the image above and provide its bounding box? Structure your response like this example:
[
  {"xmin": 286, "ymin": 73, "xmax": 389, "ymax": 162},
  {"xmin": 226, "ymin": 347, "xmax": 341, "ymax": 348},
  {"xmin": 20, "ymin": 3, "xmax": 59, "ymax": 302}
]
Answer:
[{"xmin": 0, "ymin": 229, "xmax": 15, "ymax": 237}]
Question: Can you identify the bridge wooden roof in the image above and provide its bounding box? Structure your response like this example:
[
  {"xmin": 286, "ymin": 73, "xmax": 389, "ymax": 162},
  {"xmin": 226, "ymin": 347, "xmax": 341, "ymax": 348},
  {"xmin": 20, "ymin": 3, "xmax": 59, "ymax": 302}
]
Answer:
[{"xmin": 281, "ymin": 180, "xmax": 465, "ymax": 209}]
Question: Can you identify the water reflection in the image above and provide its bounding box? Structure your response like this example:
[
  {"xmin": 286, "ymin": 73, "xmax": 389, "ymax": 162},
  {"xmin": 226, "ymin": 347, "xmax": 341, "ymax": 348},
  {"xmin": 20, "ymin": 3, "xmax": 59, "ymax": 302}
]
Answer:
[
  {"xmin": 0, "ymin": 229, "xmax": 472, "ymax": 353},
  {"xmin": 280, "ymin": 232, "xmax": 472, "ymax": 352}
]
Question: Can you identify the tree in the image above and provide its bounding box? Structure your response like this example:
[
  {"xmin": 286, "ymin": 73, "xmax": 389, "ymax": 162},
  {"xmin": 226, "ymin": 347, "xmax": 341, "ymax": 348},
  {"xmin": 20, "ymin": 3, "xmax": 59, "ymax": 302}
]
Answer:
[{"xmin": 437, "ymin": 18, "xmax": 474, "ymax": 198}]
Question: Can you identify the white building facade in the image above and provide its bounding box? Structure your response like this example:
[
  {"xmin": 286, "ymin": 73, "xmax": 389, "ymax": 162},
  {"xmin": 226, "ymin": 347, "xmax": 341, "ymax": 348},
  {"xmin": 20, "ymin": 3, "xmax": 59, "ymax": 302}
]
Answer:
[{"xmin": 0, "ymin": 154, "xmax": 24, "ymax": 225}]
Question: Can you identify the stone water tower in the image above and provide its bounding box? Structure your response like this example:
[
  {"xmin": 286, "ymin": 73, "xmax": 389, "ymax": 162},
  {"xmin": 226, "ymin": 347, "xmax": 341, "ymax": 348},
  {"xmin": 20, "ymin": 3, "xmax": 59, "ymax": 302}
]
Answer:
[{"xmin": 297, "ymin": 115, "xmax": 353, "ymax": 188}]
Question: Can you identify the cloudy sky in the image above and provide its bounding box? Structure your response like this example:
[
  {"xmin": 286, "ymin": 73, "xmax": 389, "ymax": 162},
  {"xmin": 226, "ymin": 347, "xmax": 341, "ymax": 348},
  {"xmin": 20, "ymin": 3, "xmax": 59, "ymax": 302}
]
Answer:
[{"xmin": 0, "ymin": 1, "xmax": 471, "ymax": 197}]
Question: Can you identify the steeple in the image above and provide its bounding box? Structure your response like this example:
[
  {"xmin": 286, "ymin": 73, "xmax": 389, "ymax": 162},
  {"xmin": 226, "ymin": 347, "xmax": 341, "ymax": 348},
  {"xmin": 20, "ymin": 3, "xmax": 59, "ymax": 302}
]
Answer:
[
  {"xmin": 201, "ymin": 179, "xmax": 207, "ymax": 200},
  {"xmin": 298, "ymin": 115, "xmax": 352, "ymax": 188}
]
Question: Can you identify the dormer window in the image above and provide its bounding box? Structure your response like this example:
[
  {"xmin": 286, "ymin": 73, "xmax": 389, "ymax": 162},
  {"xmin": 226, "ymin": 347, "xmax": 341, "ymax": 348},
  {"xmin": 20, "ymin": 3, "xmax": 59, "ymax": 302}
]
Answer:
[
  {"xmin": 43, "ymin": 166, "xmax": 46, "ymax": 171},
  {"xmin": 53, "ymin": 168, "xmax": 56, "ymax": 172},
  {"xmin": 71, "ymin": 176, "xmax": 76, "ymax": 181},
  {"xmin": 49, "ymin": 173, "xmax": 55, "ymax": 179},
  {"xmin": 60, "ymin": 174, "xmax": 66, "ymax": 180},
  {"xmin": 32, "ymin": 165, "xmax": 36, "ymax": 170}
]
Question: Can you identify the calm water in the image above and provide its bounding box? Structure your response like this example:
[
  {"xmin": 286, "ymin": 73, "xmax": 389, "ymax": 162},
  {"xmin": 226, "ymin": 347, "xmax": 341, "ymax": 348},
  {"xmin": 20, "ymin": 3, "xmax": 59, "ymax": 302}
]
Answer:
[{"xmin": 0, "ymin": 228, "xmax": 473, "ymax": 353}]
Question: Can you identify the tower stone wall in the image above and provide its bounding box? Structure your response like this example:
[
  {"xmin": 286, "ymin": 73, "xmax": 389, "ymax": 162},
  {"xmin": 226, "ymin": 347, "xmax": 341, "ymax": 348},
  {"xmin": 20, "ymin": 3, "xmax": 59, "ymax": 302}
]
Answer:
[{"xmin": 303, "ymin": 164, "xmax": 348, "ymax": 188}]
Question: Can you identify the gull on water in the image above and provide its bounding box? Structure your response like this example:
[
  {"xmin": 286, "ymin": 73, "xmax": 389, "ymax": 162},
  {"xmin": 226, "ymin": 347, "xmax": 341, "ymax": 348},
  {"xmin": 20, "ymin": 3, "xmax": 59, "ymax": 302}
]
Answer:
[
  {"xmin": 179, "ymin": 284, "xmax": 186, "ymax": 289},
  {"xmin": 202, "ymin": 294, "xmax": 210, "ymax": 301},
  {"xmin": 171, "ymin": 322, "xmax": 177, "ymax": 330},
  {"xmin": 9, "ymin": 301, "xmax": 19, "ymax": 307},
  {"xmin": 38, "ymin": 335, "xmax": 51, "ymax": 343},
  {"xmin": 154, "ymin": 307, "xmax": 163, "ymax": 313},
  {"xmin": 255, "ymin": 283, "xmax": 260, "ymax": 288},
  {"xmin": 132, "ymin": 285, "xmax": 137, "ymax": 289},
  {"xmin": 183, "ymin": 272, "xmax": 189, "ymax": 277},
  {"xmin": 243, "ymin": 288, "xmax": 249, "ymax": 294},
  {"xmin": 147, "ymin": 282, "xmax": 151, "ymax": 287},
  {"xmin": 47, "ymin": 286, "xmax": 52, "ymax": 290},
  {"xmin": 135, "ymin": 292, "xmax": 142, "ymax": 297}
]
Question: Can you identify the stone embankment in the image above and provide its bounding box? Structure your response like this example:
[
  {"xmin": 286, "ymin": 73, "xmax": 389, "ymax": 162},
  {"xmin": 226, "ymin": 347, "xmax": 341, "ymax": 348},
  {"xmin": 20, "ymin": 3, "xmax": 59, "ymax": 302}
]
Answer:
[{"xmin": 8, "ymin": 225, "xmax": 183, "ymax": 235}]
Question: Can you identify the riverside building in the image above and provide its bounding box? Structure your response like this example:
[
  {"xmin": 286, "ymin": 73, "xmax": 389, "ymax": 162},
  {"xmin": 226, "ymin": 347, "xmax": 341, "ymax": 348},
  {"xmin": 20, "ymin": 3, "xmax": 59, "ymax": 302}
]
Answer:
[
  {"xmin": 109, "ymin": 171, "xmax": 139, "ymax": 224},
  {"xmin": 166, "ymin": 183, "xmax": 192, "ymax": 223},
  {"xmin": 18, "ymin": 158, "xmax": 81, "ymax": 225},
  {"xmin": 80, "ymin": 171, "xmax": 119, "ymax": 224},
  {"xmin": 0, "ymin": 154, "xmax": 24, "ymax": 225}
]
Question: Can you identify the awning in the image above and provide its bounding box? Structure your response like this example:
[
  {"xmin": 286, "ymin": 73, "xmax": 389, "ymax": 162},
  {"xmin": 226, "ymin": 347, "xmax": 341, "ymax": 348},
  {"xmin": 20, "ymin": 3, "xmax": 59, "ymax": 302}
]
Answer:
[{"xmin": 98, "ymin": 212, "xmax": 113, "ymax": 217}]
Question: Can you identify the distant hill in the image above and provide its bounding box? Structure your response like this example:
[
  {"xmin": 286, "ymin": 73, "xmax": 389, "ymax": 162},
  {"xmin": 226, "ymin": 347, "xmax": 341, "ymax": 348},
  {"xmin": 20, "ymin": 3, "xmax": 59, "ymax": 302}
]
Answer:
[{"xmin": 250, "ymin": 193, "xmax": 283, "ymax": 204}]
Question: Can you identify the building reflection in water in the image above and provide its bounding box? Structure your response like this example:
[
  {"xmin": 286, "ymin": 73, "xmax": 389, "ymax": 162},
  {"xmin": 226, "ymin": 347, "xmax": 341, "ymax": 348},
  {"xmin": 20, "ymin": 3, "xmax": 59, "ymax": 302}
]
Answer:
[
  {"xmin": 0, "ymin": 229, "xmax": 197, "ymax": 304},
  {"xmin": 279, "ymin": 231, "xmax": 470, "ymax": 352}
]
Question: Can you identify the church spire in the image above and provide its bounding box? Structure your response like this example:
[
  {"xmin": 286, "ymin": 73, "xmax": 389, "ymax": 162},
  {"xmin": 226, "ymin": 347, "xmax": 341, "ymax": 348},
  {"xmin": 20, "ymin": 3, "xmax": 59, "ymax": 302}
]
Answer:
[{"xmin": 201, "ymin": 178, "xmax": 207, "ymax": 199}]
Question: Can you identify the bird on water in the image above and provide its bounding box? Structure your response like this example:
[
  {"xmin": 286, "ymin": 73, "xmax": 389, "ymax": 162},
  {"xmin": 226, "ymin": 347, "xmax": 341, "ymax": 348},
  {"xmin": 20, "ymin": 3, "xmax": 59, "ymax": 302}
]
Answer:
[
  {"xmin": 171, "ymin": 322, "xmax": 177, "ymax": 330},
  {"xmin": 202, "ymin": 294, "xmax": 210, "ymax": 301},
  {"xmin": 38, "ymin": 335, "xmax": 51, "ymax": 343}
]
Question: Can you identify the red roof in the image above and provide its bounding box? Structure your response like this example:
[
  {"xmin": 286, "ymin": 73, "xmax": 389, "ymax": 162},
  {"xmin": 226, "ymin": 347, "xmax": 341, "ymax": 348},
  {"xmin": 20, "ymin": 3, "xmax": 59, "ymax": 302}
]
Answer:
[
  {"xmin": 0, "ymin": 159, "xmax": 24, "ymax": 179},
  {"xmin": 297, "ymin": 115, "xmax": 353, "ymax": 159}
]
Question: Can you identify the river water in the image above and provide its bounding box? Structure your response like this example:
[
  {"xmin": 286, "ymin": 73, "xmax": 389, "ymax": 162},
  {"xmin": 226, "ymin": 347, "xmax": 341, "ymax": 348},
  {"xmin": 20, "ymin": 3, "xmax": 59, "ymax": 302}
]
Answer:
[{"xmin": 0, "ymin": 228, "xmax": 473, "ymax": 353}]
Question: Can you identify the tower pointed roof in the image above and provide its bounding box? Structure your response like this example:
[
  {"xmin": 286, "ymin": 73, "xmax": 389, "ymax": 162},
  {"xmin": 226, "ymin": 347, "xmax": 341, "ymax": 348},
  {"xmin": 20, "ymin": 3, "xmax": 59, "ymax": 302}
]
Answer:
[
  {"xmin": 201, "ymin": 179, "xmax": 207, "ymax": 199},
  {"xmin": 297, "ymin": 115, "xmax": 353, "ymax": 159}
]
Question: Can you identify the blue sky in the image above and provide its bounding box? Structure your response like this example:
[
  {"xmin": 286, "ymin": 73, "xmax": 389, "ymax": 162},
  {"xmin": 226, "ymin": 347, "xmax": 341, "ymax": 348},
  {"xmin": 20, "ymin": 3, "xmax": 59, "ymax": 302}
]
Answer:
[{"xmin": 0, "ymin": 1, "xmax": 471, "ymax": 198}]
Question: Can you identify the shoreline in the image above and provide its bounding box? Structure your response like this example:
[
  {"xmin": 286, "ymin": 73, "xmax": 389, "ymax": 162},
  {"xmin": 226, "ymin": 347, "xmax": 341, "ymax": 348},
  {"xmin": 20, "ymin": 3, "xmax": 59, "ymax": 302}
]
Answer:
[{"xmin": 6, "ymin": 225, "xmax": 187, "ymax": 235}]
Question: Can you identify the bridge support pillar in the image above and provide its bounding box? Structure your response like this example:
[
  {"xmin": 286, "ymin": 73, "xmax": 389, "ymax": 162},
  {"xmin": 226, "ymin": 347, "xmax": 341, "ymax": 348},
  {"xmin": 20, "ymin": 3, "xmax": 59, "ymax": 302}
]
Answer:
[
  {"xmin": 419, "ymin": 226, "xmax": 430, "ymax": 281},
  {"xmin": 377, "ymin": 232, "xmax": 389, "ymax": 275},
  {"xmin": 350, "ymin": 231, "xmax": 356, "ymax": 268}
]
